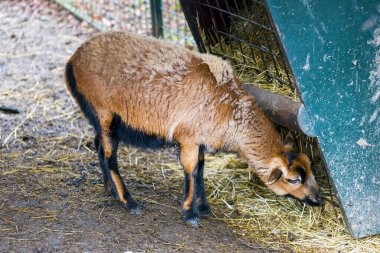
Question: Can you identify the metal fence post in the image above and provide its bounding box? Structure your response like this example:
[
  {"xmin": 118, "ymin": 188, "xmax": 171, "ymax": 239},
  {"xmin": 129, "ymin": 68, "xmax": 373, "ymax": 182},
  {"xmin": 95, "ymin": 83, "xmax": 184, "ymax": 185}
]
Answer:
[
  {"xmin": 150, "ymin": 0, "xmax": 163, "ymax": 38},
  {"xmin": 179, "ymin": 0, "xmax": 206, "ymax": 53}
]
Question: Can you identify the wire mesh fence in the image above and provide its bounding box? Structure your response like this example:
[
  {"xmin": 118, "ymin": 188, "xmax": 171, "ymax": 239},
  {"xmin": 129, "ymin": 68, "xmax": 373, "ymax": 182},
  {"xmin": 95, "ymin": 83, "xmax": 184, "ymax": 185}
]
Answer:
[
  {"xmin": 161, "ymin": 0, "xmax": 194, "ymax": 46},
  {"xmin": 52, "ymin": 0, "xmax": 194, "ymax": 46}
]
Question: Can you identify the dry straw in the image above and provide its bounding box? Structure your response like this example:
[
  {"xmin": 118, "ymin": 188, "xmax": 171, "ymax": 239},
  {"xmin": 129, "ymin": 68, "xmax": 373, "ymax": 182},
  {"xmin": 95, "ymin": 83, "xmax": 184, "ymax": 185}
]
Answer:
[
  {"xmin": 163, "ymin": 148, "xmax": 379, "ymax": 252},
  {"xmin": 203, "ymin": 153, "xmax": 379, "ymax": 252}
]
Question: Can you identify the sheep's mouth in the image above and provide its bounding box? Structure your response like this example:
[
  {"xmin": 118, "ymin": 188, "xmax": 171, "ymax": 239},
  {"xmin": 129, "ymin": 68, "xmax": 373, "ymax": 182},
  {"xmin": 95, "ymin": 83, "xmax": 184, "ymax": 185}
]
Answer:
[{"xmin": 284, "ymin": 194, "xmax": 323, "ymax": 206}]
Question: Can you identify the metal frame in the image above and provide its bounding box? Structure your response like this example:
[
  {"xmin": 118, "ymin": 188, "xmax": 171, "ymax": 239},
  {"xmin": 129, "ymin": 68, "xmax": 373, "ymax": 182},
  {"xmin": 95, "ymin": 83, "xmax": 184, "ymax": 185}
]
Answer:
[{"xmin": 150, "ymin": 0, "xmax": 164, "ymax": 37}]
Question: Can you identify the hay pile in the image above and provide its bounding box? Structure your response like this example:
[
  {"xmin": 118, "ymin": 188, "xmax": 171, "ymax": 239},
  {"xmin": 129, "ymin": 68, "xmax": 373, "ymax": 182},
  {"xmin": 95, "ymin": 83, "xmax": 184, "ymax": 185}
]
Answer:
[{"xmin": 203, "ymin": 154, "xmax": 380, "ymax": 252}]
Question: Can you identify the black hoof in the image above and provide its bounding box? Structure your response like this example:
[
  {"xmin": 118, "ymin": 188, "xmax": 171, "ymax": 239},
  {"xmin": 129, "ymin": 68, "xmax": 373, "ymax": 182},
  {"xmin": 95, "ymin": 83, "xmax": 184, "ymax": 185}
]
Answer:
[
  {"xmin": 186, "ymin": 217, "xmax": 201, "ymax": 228},
  {"xmin": 200, "ymin": 212, "xmax": 211, "ymax": 218},
  {"xmin": 129, "ymin": 205, "xmax": 142, "ymax": 215},
  {"xmin": 198, "ymin": 204, "xmax": 211, "ymax": 217},
  {"xmin": 108, "ymin": 189, "xmax": 118, "ymax": 199},
  {"xmin": 125, "ymin": 201, "xmax": 142, "ymax": 214}
]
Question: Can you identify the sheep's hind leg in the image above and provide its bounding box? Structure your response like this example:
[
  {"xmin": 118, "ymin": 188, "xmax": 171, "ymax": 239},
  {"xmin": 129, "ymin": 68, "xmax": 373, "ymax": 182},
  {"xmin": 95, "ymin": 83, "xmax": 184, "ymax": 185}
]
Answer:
[
  {"xmin": 98, "ymin": 112, "xmax": 141, "ymax": 214},
  {"xmin": 95, "ymin": 134, "xmax": 116, "ymax": 198}
]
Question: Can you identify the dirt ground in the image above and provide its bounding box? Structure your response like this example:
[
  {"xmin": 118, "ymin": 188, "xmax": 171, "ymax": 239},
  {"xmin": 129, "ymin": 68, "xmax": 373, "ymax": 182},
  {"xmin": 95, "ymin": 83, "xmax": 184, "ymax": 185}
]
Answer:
[{"xmin": 0, "ymin": 1, "xmax": 275, "ymax": 252}]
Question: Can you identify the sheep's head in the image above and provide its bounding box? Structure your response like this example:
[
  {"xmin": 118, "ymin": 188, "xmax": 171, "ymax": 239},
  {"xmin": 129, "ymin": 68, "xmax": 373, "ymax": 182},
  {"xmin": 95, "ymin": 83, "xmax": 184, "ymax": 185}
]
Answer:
[{"xmin": 265, "ymin": 134, "xmax": 322, "ymax": 206}]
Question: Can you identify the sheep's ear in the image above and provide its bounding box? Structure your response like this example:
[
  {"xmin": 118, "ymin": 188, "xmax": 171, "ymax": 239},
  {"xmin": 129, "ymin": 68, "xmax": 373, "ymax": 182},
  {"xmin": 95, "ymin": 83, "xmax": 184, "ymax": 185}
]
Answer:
[
  {"xmin": 284, "ymin": 133, "xmax": 294, "ymax": 149},
  {"xmin": 268, "ymin": 168, "xmax": 282, "ymax": 185},
  {"xmin": 200, "ymin": 54, "xmax": 234, "ymax": 84}
]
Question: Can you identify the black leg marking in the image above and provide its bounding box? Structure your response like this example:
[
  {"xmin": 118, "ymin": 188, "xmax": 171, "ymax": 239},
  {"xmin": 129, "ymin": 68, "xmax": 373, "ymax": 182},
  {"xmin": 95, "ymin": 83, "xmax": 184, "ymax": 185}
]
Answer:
[
  {"xmin": 106, "ymin": 132, "xmax": 141, "ymax": 214},
  {"xmin": 195, "ymin": 147, "xmax": 211, "ymax": 216},
  {"xmin": 179, "ymin": 143, "xmax": 201, "ymax": 227},
  {"xmin": 94, "ymin": 133, "xmax": 100, "ymax": 150},
  {"xmin": 97, "ymin": 141, "xmax": 116, "ymax": 198},
  {"xmin": 183, "ymin": 169, "xmax": 200, "ymax": 227}
]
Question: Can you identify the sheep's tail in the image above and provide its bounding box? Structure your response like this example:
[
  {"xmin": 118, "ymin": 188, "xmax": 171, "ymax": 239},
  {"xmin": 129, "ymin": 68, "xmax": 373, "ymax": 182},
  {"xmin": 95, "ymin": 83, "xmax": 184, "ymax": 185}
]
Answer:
[{"xmin": 64, "ymin": 62, "xmax": 100, "ymax": 132}]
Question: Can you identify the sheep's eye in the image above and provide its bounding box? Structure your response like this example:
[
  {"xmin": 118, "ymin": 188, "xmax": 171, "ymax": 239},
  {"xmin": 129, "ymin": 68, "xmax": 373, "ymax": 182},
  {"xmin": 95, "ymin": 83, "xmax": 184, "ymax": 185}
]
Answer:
[{"xmin": 286, "ymin": 178, "xmax": 300, "ymax": 184}]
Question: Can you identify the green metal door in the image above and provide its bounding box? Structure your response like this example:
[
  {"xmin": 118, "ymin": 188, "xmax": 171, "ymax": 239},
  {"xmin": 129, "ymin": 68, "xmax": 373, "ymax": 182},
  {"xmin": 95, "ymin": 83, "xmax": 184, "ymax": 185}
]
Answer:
[{"xmin": 265, "ymin": 0, "xmax": 380, "ymax": 238}]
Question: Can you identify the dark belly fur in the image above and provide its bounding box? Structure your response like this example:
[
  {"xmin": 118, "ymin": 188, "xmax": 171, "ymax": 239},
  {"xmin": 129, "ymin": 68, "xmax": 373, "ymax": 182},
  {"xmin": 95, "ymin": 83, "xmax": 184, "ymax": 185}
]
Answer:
[{"xmin": 113, "ymin": 115, "xmax": 169, "ymax": 149}]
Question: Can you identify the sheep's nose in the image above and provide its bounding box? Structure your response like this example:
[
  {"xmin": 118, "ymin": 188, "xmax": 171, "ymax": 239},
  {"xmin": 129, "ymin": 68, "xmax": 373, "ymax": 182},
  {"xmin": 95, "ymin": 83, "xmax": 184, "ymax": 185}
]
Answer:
[{"xmin": 315, "ymin": 192, "xmax": 323, "ymax": 206}]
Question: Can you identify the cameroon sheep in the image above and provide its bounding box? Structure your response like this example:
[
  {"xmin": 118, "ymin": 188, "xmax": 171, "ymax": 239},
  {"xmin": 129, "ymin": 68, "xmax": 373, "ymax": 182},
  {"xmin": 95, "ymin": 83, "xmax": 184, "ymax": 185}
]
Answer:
[{"xmin": 64, "ymin": 31, "xmax": 322, "ymax": 227}]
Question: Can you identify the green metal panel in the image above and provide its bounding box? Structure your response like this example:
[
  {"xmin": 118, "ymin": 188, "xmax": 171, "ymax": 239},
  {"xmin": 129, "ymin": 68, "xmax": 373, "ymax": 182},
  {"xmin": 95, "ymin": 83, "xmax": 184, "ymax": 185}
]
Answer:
[{"xmin": 265, "ymin": 0, "xmax": 380, "ymax": 238}]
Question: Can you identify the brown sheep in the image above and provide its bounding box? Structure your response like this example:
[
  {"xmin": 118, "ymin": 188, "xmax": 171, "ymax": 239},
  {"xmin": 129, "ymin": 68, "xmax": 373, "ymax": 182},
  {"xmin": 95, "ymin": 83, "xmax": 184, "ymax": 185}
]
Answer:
[{"xmin": 64, "ymin": 31, "xmax": 322, "ymax": 227}]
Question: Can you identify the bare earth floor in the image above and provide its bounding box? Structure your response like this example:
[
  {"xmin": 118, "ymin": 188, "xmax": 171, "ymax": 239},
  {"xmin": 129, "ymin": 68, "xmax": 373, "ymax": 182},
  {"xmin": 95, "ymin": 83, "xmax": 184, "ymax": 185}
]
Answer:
[{"xmin": 0, "ymin": 1, "xmax": 274, "ymax": 252}]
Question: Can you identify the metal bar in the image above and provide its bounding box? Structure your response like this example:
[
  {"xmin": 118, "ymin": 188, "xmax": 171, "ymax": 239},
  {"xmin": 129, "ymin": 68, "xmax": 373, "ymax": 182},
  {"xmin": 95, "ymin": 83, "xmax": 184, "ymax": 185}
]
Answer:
[
  {"xmin": 194, "ymin": 2, "xmax": 272, "ymax": 32},
  {"xmin": 230, "ymin": 0, "xmax": 258, "ymax": 65},
  {"xmin": 179, "ymin": 0, "xmax": 207, "ymax": 52},
  {"xmin": 242, "ymin": 84, "xmax": 308, "ymax": 134},
  {"xmin": 212, "ymin": 29, "xmax": 287, "ymax": 62},
  {"xmin": 150, "ymin": 0, "xmax": 164, "ymax": 37},
  {"xmin": 206, "ymin": 0, "xmax": 238, "ymax": 63}
]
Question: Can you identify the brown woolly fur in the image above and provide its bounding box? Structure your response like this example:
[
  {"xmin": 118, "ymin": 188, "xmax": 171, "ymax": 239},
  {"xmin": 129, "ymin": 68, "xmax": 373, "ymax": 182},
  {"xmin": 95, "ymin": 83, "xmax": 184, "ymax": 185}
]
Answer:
[{"xmin": 65, "ymin": 31, "xmax": 321, "ymax": 226}]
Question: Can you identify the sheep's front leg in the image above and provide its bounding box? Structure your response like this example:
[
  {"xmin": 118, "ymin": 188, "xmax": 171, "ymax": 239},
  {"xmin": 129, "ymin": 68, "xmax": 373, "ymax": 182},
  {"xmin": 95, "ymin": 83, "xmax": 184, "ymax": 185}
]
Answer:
[{"xmin": 180, "ymin": 142, "xmax": 201, "ymax": 227}]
